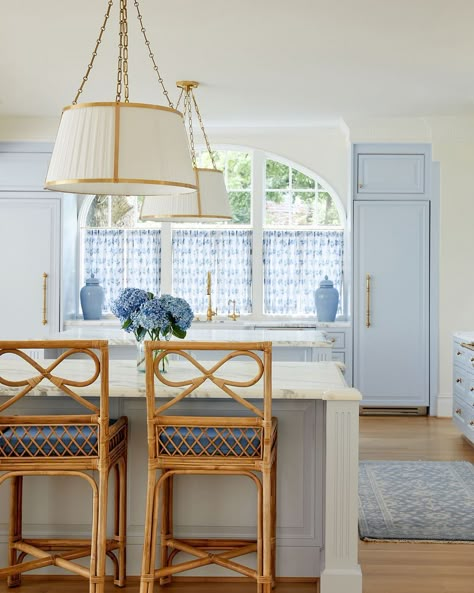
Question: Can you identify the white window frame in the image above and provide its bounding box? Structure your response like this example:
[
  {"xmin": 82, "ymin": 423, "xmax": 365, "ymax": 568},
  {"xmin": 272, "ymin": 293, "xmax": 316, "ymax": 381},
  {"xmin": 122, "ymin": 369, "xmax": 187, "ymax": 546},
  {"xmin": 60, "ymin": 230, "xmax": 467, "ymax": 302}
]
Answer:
[{"xmin": 78, "ymin": 146, "xmax": 347, "ymax": 319}]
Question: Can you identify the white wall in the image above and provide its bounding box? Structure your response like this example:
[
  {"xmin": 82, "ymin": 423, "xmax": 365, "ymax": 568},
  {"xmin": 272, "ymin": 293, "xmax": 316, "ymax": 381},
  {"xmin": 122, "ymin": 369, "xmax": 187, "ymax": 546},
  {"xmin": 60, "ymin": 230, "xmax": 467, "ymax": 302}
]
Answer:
[
  {"xmin": 207, "ymin": 125, "xmax": 350, "ymax": 212},
  {"xmin": 0, "ymin": 117, "xmax": 60, "ymax": 142},
  {"xmin": 430, "ymin": 118, "xmax": 474, "ymax": 411}
]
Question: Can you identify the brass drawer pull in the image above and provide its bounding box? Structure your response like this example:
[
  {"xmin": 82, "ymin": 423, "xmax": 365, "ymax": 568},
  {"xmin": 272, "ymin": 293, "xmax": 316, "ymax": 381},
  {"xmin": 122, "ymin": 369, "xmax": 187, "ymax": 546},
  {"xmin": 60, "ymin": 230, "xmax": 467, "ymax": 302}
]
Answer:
[
  {"xmin": 366, "ymin": 274, "xmax": 371, "ymax": 328},
  {"xmin": 457, "ymin": 351, "xmax": 462, "ymax": 356},
  {"xmin": 456, "ymin": 378, "xmax": 463, "ymax": 384},
  {"xmin": 455, "ymin": 408, "xmax": 462, "ymax": 416},
  {"xmin": 470, "ymin": 421, "xmax": 474, "ymax": 427}
]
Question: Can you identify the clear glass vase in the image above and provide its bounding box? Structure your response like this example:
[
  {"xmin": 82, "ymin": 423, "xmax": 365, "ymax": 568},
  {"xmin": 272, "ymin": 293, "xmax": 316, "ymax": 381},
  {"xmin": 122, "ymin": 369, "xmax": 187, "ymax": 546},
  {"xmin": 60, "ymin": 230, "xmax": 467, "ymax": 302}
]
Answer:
[
  {"xmin": 136, "ymin": 340, "xmax": 146, "ymax": 373},
  {"xmin": 136, "ymin": 340, "xmax": 168, "ymax": 373}
]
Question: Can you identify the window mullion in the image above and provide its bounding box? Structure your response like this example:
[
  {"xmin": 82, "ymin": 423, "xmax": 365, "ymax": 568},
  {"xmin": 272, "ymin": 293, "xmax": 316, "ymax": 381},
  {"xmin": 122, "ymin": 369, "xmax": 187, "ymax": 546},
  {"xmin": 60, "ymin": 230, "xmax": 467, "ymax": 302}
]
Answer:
[
  {"xmin": 161, "ymin": 222, "xmax": 172, "ymax": 294},
  {"xmin": 252, "ymin": 150, "xmax": 265, "ymax": 317}
]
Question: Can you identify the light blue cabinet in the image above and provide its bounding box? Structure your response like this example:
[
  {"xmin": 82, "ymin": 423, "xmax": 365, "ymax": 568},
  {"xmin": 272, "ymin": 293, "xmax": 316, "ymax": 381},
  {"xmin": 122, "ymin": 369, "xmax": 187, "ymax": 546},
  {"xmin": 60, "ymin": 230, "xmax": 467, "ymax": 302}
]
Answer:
[
  {"xmin": 0, "ymin": 143, "xmax": 63, "ymax": 337},
  {"xmin": 353, "ymin": 200, "xmax": 430, "ymax": 407},
  {"xmin": 357, "ymin": 153, "xmax": 425, "ymax": 195},
  {"xmin": 352, "ymin": 143, "xmax": 434, "ymax": 411},
  {"xmin": 0, "ymin": 196, "xmax": 61, "ymax": 337},
  {"xmin": 354, "ymin": 143, "xmax": 431, "ymax": 200},
  {"xmin": 452, "ymin": 335, "xmax": 474, "ymax": 444}
]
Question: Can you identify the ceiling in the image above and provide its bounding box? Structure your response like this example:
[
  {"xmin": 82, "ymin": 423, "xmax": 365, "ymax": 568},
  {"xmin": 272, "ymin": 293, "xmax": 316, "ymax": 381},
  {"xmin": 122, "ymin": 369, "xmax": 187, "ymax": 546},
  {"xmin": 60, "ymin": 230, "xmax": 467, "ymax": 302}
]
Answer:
[{"xmin": 2, "ymin": 0, "xmax": 474, "ymax": 126}]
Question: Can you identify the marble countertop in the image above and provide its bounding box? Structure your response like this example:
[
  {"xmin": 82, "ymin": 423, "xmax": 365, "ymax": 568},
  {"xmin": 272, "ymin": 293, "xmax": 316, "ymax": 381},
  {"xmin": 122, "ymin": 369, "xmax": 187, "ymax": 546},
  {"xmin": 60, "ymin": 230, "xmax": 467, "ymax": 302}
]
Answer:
[
  {"xmin": 65, "ymin": 318, "xmax": 351, "ymax": 328},
  {"xmin": 57, "ymin": 326, "xmax": 333, "ymax": 348},
  {"xmin": 0, "ymin": 359, "xmax": 360, "ymax": 401}
]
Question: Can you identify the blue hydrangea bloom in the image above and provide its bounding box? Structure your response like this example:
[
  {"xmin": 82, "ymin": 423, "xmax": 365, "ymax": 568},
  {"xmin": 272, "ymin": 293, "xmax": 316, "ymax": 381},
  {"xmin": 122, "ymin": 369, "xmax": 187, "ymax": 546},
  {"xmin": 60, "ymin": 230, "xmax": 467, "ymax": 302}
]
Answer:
[
  {"xmin": 160, "ymin": 294, "xmax": 194, "ymax": 331},
  {"xmin": 112, "ymin": 288, "xmax": 193, "ymax": 341},
  {"xmin": 136, "ymin": 298, "xmax": 170, "ymax": 334},
  {"xmin": 111, "ymin": 288, "xmax": 149, "ymax": 322}
]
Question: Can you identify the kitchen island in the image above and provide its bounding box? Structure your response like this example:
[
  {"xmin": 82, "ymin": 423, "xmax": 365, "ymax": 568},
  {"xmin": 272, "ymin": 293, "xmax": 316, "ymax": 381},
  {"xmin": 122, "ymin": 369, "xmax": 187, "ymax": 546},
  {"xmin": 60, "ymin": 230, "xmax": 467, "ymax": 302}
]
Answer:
[{"xmin": 0, "ymin": 356, "xmax": 361, "ymax": 593}]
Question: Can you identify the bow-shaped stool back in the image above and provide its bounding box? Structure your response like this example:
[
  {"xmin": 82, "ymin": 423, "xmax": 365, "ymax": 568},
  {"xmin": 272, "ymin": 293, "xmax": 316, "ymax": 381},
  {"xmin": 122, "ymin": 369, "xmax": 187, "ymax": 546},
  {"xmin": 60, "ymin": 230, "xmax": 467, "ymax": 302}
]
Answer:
[
  {"xmin": 140, "ymin": 340, "xmax": 277, "ymax": 593},
  {"xmin": 0, "ymin": 340, "xmax": 128, "ymax": 593}
]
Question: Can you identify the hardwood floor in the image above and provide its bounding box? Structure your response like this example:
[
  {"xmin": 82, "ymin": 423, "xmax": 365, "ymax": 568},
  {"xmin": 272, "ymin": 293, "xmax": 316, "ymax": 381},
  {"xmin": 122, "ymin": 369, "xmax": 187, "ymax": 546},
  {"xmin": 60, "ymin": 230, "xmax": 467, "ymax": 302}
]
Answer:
[
  {"xmin": 0, "ymin": 577, "xmax": 318, "ymax": 593},
  {"xmin": 360, "ymin": 416, "xmax": 474, "ymax": 593},
  {"xmin": 1, "ymin": 417, "xmax": 472, "ymax": 593}
]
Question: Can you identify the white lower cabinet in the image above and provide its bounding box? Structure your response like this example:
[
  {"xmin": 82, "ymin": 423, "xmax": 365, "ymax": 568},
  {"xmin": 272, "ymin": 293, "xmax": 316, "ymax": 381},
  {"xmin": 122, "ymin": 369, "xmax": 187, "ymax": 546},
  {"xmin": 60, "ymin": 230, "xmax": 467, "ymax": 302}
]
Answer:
[
  {"xmin": 452, "ymin": 335, "xmax": 474, "ymax": 444},
  {"xmin": 0, "ymin": 196, "xmax": 60, "ymax": 338}
]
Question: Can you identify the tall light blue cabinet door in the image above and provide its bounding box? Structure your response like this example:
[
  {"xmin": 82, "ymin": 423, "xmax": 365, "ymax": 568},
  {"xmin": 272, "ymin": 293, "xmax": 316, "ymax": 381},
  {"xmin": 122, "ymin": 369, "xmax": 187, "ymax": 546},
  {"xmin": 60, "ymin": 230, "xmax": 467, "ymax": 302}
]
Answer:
[
  {"xmin": 353, "ymin": 201, "xmax": 430, "ymax": 406},
  {"xmin": 0, "ymin": 197, "xmax": 60, "ymax": 338}
]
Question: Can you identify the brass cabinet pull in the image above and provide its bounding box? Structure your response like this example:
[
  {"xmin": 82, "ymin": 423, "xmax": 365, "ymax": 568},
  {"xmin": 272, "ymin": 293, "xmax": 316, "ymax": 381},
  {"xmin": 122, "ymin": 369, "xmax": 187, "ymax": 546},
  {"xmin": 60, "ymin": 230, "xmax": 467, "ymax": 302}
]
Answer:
[
  {"xmin": 42, "ymin": 273, "xmax": 48, "ymax": 326},
  {"xmin": 365, "ymin": 273, "xmax": 371, "ymax": 328},
  {"xmin": 455, "ymin": 408, "xmax": 462, "ymax": 416},
  {"xmin": 470, "ymin": 421, "xmax": 474, "ymax": 427},
  {"xmin": 456, "ymin": 378, "xmax": 463, "ymax": 384}
]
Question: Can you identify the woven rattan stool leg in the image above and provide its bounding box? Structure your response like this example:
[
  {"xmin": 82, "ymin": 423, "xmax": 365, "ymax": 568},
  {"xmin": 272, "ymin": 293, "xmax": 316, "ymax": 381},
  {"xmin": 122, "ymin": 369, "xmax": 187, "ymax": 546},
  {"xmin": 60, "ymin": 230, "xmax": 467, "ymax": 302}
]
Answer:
[
  {"xmin": 92, "ymin": 469, "xmax": 109, "ymax": 593},
  {"xmin": 256, "ymin": 474, "xmax": 263, "ymax": 593},
  {"xmin": 140, "ymin": 468, "xmax": 159, "ymax": 593},
  {"xmin": 7, "ymin": 476, "xmax": 23, "ymax": 588},
  {"xmin": 113, "ymin": 456, "xmax": 127, "ymax": 587},
  {"xmin": 159, "ymin": 471, "xmax": 173, "ymax": 586},
  {"xmin": 88, "ymin": 475, "xmax": 100, "ymax": 593},
  {"xmin": 262, "ymin": 470, "xmax": 272, "ymax": 593},
  {"xmin": 271, "ymin": 453, "xmax": 277, "ymax": 588},
  {"xmin": 111, "ymin": 459, "xmax": 127, "ymax": 587}
]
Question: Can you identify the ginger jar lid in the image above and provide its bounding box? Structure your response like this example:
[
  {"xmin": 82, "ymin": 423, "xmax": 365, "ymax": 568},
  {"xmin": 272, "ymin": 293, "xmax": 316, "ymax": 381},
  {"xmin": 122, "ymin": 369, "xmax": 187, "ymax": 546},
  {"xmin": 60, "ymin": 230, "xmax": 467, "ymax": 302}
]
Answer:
[
  {"xmin": 85, "ymin": 273, "xmax": 100, "ymax": 285},
  {"xmin": 319, "ymin": 275, "xmax": 334, "ymax": 288}
]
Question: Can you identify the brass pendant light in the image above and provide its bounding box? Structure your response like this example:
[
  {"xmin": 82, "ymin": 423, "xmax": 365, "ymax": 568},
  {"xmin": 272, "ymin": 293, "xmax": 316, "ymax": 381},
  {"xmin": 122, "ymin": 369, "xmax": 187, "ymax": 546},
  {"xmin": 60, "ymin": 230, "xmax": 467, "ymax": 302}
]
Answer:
[
  {"xmin": 45, "ymin": 0, "xmax": 196, "ymax": 196},
  {"xmin": 140, "ymin": 81, "xmax": 232, "ymax": 222}
]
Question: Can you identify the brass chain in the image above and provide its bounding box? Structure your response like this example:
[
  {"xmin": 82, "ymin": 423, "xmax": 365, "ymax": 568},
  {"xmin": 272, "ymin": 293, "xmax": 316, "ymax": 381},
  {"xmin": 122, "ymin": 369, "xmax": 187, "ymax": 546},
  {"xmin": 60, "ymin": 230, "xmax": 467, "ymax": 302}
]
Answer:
[
  {"xmin": 133, "ymin": 0, "xmax": 174, "ymax": 108},
  {"xmin": 175, "ymin": 88, "xmax": 185, "ymax": 112},
  {"xmin": 185, "ymin": 91, "xmax": 197, "ymax": 168},
  {"xmin": 73, "ymin": 0, "xmax": 114, "ymax": 104},
  {"xmin": 116, "ymin": 0, "xmax": 129, "ymax": 102},
  {"xmin": 122, "ymin": 0, "xmax": 129, "ymax": 101},
  {"xmin": 191, "ymin": 89, "xmax": 217, "ymax": 169}
]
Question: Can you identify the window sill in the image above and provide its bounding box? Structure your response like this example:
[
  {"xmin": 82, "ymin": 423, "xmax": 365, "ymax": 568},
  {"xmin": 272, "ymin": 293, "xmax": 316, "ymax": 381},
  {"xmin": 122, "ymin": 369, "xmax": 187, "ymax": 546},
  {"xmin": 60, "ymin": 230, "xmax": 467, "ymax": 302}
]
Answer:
[{"xmin": 64, "ymin": 316, "xmax": 351, "ymax": 329}]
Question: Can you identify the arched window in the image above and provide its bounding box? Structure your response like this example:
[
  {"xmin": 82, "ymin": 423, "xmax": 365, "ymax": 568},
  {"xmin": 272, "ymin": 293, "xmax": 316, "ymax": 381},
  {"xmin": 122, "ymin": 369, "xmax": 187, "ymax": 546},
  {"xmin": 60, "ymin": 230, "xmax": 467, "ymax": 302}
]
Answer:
[{"xmin": 80, "ymin": 148, "xmax": 344, "ymax": 317}]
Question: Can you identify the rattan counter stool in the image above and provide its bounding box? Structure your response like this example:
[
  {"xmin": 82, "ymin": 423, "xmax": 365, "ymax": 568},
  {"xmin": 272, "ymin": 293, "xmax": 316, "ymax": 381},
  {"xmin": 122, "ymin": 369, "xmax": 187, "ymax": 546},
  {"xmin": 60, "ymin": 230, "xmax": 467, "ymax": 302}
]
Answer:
[
  {"xmin": 139, "ymin": 341, "xmax": 277, "ymax": 593},
  {"xmin": 0, "ymin": 340, "xmax": 128, "ymax": 593}
]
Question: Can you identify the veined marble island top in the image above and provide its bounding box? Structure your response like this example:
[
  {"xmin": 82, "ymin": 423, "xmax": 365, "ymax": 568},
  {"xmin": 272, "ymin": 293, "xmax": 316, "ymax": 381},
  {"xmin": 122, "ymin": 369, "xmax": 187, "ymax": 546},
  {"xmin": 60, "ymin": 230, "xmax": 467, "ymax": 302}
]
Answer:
[{"xmin": 0, "ymin": 359, "xmax": 360, "ymax": 401}]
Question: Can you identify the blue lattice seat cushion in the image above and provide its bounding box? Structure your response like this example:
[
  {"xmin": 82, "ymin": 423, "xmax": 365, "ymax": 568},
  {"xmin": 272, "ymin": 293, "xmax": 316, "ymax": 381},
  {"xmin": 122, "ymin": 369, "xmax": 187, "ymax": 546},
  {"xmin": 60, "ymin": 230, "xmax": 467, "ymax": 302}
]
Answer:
[
  {"xmin": 0, "ymin": 420, "xmax": 119, "ymax": 457},
  {"xmin": 158, "ymin": 426, "xmax": 262, "ymax": 457}
]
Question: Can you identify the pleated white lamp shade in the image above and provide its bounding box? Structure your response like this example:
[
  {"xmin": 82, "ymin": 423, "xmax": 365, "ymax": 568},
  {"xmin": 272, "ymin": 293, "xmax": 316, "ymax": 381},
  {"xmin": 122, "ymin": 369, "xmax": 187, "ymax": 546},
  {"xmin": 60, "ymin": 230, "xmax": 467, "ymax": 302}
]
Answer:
[
  {"xmin": 45, "ymin": 102, "xmax": 197, "ymax": 196},
  {"xmin": 140, "ymin": 168, "xmax": 232, "ymax": 222}
]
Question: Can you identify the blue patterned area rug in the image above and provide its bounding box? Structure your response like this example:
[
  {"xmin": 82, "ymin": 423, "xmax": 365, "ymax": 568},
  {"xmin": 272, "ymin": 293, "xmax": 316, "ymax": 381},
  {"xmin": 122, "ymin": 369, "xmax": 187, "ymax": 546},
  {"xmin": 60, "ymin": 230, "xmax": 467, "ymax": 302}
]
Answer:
[{"xmin": 359, "ymin": 460, "xmax": 474, "ymax": 543}]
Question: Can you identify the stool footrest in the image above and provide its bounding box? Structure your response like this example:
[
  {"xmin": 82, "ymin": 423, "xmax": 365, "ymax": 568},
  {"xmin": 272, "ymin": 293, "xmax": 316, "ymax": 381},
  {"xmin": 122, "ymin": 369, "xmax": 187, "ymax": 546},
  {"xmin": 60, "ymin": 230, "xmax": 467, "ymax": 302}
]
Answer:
[
  {"xmin": 178, "ymin": 537, "xmax": 257, "ymax": 549},
  {"xmin": 157, "ymin": 537, "xmax": 259, "ymax": 580}
]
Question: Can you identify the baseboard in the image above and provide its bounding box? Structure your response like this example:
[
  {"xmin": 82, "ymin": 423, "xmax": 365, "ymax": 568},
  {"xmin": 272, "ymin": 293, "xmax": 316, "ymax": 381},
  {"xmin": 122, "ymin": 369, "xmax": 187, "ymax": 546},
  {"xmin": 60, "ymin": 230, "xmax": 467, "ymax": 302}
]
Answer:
[
  {"xmin": 16, "ymin": 575, "xmax": 319, "ymax": 583},
  {"xmin": 173, "ymin": 576, "xmax": 318, "ymax": 583},
  {"xmin": 436, "ymin": 392, "xmax": 452, "ymax": 417}
]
